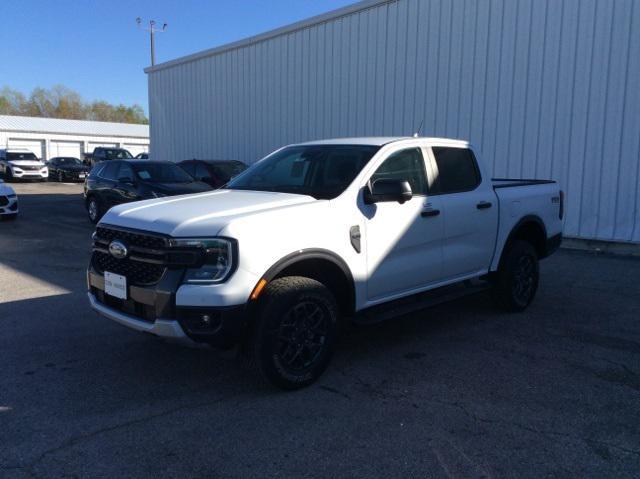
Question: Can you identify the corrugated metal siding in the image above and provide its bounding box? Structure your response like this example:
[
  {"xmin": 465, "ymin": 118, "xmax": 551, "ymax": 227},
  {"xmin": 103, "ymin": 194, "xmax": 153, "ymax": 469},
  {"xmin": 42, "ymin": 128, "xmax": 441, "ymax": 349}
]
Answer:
[{"xmin": 148, "ymin": 0, "xmax": 640, "ymax": 243}]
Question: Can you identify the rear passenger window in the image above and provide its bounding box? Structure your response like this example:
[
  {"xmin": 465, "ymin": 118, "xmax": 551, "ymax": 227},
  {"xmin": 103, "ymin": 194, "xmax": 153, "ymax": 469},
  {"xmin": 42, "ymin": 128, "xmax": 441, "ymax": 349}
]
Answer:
[
  {"xmin": 431, "ymin": 147, "xmax": 480, "ymax": 194},
  {"xmin": 370, "ymin": 148, "xmax": 428, "ymax": 195},
  {"xmin": 180, "ymin": 161, "xmax": 195, "ymax": 177},
  {"xmin": 101, "ymin": 162, "xmax": 120, "ymax": 180},
  {"xmin": 195, "ymin": 162, "xmax": 211, "ymax": 181},
  {"xmin": 117, "ymin": 163, "xmax": 135, "ymax": 181}
]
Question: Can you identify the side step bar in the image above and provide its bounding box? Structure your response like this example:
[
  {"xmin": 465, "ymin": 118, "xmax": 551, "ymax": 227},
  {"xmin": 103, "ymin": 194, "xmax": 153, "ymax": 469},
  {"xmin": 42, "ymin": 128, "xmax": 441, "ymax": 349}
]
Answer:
[{"xmin": 353, "ymin": 280, "xmax": 491, "ymax": 325}]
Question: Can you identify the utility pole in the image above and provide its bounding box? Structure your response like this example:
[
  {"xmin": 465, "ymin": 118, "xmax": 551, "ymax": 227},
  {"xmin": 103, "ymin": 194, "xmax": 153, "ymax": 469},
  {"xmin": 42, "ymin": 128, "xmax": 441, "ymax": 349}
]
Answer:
[{"xmin": 136, "ymin": 18, "xmax": 167, "ymax": 66}]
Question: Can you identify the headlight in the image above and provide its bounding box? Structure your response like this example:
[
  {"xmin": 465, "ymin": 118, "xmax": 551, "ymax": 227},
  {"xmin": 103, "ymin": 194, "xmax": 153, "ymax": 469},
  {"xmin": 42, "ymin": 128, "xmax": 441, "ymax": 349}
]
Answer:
[
  {"xmin": 170, "ymin": 238, "xmax": 235, "ymax": 283},
  {"xmin": 12, "ymin": 167, "xmax": 22, "ymax": 172}
]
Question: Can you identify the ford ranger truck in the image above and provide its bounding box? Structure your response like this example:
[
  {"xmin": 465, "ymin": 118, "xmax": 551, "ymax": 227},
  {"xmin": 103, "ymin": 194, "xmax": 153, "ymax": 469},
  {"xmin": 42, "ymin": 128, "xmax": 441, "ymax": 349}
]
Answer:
[{"xmin": 87, "ymin": 137, "xmax": 563, "ymax": 389}]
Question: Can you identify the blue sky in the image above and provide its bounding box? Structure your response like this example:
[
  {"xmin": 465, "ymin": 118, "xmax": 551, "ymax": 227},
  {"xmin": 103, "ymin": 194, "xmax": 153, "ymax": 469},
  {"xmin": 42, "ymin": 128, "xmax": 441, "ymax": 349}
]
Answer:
[{"xmin": 1, "ymin": 0, "xmax": 355, "ymax": 114}]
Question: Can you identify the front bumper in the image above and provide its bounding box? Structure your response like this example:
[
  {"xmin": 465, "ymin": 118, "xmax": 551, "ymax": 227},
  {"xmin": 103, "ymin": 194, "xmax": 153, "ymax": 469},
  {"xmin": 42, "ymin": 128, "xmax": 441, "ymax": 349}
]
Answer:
[
  {"xmin": 87, "ymin": 268, "xmax": 248, "ymax": 348},
  {"xmin": 0, "ymin": 197, "xmax": 18, "ymax": 215},
  {"xmin": 11, "ymin": 167, "xmax": 48, "ymax": 179},
  {"xmin": 88, "ymin": 292, "xmax": 199, "ymax": 345},
  {"xmin": 56, "ymin": 170, "xmax": 88, "ymax": 181}
]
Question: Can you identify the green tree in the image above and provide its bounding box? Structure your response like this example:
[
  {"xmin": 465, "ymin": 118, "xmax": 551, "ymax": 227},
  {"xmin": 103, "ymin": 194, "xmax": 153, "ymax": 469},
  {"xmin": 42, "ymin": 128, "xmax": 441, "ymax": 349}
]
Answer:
[{"xmin": 0, "ymin": 85, "xmax": 148, "ymax": 124}]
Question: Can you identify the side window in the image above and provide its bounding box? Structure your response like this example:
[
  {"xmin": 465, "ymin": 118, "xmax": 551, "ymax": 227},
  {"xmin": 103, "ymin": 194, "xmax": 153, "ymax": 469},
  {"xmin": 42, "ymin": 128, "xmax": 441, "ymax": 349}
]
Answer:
[
  {"xmin": 431, "ymin": 147, "xmax": 481, "ymax": 194},
  {"xmin": 101, "ymin": 162, "xmax": 120, "ymax": 180},
  {"xmin": 180, "ymin": 161, "xmax": 195, "ymax": 177},
  {"xmin": 370, "ymin": 148, "xmax": 428, "ymax": 195},
  {"xmin": 90, "ymin": 163, "xmax": 105, "ymax": 177},
  {"xmin": 117, "ymin": 163, "xmax": 135, "ymax": 181},
  {"xmin": 195, "ymin": 162, "xmax": 211, "ymax": 181}
]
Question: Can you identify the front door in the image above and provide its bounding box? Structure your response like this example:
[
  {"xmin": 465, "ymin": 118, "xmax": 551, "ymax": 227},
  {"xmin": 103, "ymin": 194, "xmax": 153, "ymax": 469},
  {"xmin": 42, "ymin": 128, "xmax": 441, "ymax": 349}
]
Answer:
[
  {"xmin": 112, "ymin": 162, "xmax": 140, "ymax": 204},
  {"xmin": 362, "ymin": 147, "xmax": 444, "ymax": 302}
]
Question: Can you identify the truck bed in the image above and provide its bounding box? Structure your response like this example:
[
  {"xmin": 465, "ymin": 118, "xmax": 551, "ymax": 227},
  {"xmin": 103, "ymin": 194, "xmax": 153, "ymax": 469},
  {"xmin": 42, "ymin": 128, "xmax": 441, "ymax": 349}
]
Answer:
[
  {"xmin": 492, "ymin": 178, "xmax": 556, "ymax": 189},
  {"xmin": 490, "ymin": 178, "xmax": 563, "ymax": 271}
]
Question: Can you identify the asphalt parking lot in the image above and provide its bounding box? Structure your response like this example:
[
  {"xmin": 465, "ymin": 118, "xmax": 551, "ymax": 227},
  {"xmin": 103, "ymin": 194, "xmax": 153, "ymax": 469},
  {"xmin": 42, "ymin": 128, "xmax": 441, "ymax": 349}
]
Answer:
[{"xmin": 1, "ymin": 182, "xmax": 639, "ymax": 478}]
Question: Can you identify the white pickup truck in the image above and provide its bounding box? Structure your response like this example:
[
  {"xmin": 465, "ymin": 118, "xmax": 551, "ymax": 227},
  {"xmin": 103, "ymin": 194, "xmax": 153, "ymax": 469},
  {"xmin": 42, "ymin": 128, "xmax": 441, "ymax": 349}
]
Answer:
[{"xmin": 87, "ymin": 137, "xmax": 563, "ymax": 389}]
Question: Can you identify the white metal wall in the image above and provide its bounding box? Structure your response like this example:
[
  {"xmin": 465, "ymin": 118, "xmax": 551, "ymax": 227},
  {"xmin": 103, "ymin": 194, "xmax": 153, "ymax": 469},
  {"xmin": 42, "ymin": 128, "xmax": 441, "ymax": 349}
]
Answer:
[
  {"xmin": 147, "ymin": 0, "xmax": 640, "ymax": 243},
  {"xmin": 0, "ymin": 132, "xmax": 149, "ymax": 161}
]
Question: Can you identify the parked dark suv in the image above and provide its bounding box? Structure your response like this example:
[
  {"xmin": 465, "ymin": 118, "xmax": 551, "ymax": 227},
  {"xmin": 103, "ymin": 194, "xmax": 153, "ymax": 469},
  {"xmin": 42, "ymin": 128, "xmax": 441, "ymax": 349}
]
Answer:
[
  {"xmin": 178, "ymin": 159, "xmax": 247, "ymax": 189},
  {"xmin": 90, "ymin": 147, "xmax": 133, "ymax": 167},
  {"xmin": 84, "ymin": 160, "xmax": 212, "ymax": 223},
  {"xmin": 47, "ymin": 157, "xmax": 90, "ymax": 182}
]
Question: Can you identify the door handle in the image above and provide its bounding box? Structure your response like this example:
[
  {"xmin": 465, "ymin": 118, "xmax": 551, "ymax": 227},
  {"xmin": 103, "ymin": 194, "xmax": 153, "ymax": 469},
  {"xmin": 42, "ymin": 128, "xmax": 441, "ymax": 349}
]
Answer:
[
  {"xmin": 421, "ymin": 209, "xmax": 440, "ymax": 217},
  {"xmin": 477, "ymin": 201, "xmax": 492, "ymax": 210}
]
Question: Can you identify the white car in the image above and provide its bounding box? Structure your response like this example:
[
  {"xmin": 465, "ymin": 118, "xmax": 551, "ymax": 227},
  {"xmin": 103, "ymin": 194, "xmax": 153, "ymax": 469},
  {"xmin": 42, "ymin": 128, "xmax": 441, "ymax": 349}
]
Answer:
[
  {"xmin": 0, "ymin": 148, "xmax": 48, "ymax": 181},
  {"xmin": 0, "ymin": 179, "xmax": 18, "ymax": 219},
  {"xmin": 88, "ymin": 137, "xmax": 563, "ymax": 389}
]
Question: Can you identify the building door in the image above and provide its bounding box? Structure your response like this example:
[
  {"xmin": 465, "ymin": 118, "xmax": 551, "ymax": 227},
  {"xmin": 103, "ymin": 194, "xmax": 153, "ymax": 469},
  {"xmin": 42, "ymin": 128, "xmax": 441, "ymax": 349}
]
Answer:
[
  {"xmin": 50, "ymin": 141, "xmax": 82, "ymax": 159},
  {"xmin": 8, "ymin": 139, "xmax": 44, "ymax": 160}
]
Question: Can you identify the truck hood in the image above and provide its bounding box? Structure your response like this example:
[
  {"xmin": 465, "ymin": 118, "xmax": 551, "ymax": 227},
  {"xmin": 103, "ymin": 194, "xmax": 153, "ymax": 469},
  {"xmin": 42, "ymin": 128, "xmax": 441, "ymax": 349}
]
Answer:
[
  {"xmin": 9, "ymin": 160, "xmax": 45, "ymax": 167},
  {"xmin": 100, "ymin": 188, "xmax": 317, "ymax": 237}
]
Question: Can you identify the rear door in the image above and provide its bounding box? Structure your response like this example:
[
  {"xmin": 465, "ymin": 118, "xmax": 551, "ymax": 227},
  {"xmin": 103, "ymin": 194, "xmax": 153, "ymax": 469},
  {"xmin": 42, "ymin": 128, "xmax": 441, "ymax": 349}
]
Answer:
[
  {"xmin": 427, "ymin": 146, "xmax": 498, "ymax": 279},
  {"xmin": 96, "ymin": 161, "xmax": 120, "ymax": 207}
]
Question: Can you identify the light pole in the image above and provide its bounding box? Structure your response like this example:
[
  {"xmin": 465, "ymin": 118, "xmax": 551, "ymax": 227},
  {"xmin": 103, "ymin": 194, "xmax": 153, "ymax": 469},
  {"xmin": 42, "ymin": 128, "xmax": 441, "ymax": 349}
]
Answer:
[{"xmin": 136, "ymin": 17, "xmax": 167, "ymax": 66}]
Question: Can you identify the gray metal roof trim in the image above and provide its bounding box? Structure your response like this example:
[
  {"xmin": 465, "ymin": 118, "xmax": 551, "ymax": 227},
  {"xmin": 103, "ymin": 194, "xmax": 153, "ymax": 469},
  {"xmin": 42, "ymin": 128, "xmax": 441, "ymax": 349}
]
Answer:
[{"xmin": 144, "ymin": 0, "xmax": 396, "ymax": 74}]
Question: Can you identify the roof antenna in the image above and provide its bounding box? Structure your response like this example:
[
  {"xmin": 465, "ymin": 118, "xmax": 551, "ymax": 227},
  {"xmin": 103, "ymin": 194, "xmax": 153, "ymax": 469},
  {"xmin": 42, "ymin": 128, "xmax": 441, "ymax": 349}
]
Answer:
[{"xmin": 413, "ymin": 118, "xmax": 424, "ymax": 138}]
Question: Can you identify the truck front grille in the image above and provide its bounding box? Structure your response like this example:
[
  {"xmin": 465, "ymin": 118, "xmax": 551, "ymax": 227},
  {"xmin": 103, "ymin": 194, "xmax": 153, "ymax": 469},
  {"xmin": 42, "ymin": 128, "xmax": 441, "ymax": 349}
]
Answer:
[
  {"xmin": 92, "ymin": 250, "xmax": 166, "ymax": 285},
  {"xmin": 95, "ymin": 226, "xmax": 168, "ymax": 249},
  {"xmin": 91, "ymin": 225, "xmax": 206, "ymax": 287},
  {"xmin": 91, "ymin": 226, "xmax": 169, "ymax": 286}
]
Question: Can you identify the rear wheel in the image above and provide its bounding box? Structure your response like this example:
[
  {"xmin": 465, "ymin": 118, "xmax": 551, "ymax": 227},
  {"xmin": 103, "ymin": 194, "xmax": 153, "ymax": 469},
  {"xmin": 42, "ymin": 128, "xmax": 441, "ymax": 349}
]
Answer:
[
  {"xmin": 250, "ymin": 276, "xmax": 339, "ymax": 390},
  {"xmin": 492, "ymin": 240, "xmax": 539, "ymax": 312},
  {"xmin": 87, "ymin": 196, "xmax": 102, "ymax": 224}
]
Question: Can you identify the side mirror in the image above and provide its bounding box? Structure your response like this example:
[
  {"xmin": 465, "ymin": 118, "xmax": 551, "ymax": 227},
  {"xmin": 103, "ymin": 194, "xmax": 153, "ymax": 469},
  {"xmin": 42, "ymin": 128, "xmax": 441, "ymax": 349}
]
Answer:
[{"xmin": 364, "ymin": 178, "xmax": 413, "ymax": 204}]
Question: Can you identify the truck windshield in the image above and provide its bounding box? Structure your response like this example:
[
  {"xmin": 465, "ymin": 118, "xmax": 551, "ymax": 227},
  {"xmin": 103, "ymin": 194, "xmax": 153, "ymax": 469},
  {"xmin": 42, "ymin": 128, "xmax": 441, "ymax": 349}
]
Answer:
[
  {"xmin": 225, "ymin": 145, "xmax": 380, "ymax": 200},
  {"xmin": 104, "ymin": 149, "xmax": 133, "ymax": 160}
]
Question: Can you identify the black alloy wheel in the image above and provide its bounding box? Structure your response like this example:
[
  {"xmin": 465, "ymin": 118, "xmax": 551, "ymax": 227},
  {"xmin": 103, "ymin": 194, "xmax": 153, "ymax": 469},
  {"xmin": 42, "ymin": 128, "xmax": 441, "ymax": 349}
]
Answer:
[{"xmin": 250, "ymin": 276, "xmax": 339, "ymax": 390}]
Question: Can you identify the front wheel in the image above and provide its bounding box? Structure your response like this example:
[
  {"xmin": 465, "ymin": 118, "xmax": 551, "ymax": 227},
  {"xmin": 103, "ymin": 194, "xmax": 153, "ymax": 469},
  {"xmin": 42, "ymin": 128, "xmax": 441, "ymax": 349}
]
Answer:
[
  {"xmin": 86, "ymin": 196, "xmax": 102, "ymax": 224},
  {"xmin": 57, "ymin": 171, "xmax": 64, "ymax": 182},
  {"xmin": 492, "ymin": 240, "xmax": 539, "ymax": 312},
  {"xmin": 250, "ymin": 276, "xmax": 339, "ymax": 390}
]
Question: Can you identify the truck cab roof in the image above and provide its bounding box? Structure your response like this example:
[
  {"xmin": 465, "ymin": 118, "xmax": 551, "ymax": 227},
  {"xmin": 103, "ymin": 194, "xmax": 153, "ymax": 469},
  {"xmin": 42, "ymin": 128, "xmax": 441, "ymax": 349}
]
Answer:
[{"xmin": 295, "ymin": 136, "xmax": 471, "ymax": 148}]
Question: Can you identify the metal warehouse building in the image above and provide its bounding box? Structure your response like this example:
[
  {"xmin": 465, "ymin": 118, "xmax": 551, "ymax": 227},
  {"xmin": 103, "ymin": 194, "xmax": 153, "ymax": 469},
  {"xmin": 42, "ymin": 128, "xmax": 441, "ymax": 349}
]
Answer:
[
  {"xmin": 145, "ymin": 0, "xmax": 640, "ymax": 244},
  {"xmin": 0, "ymin": 115, "xmax": 149, "ymax": 160}
]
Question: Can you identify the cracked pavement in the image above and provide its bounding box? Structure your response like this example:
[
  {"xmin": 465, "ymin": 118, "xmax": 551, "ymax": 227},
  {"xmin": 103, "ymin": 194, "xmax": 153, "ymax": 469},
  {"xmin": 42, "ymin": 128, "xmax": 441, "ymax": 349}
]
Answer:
[{"xmin": 1, "ymin": 182, "xmax": 639, "ymax": 478}]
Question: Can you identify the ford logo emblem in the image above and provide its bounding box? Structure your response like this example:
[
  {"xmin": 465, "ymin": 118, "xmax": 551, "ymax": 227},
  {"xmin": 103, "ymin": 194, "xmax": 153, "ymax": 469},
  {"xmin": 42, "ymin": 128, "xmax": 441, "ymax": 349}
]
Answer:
[{"xmin": 108, "ymin": 240, "xmax": 128, "ymax": 259}]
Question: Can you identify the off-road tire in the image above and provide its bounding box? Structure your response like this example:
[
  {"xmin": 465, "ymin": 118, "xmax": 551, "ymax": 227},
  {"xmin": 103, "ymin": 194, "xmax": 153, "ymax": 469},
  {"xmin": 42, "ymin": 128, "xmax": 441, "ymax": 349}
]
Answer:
[
  {"xmin": 492, "ymin": 240, "xmax": 539, "ymax": 312},
  {"xmin": 250, "ymin": 276, "xmax": 339, "ymax": 390}
]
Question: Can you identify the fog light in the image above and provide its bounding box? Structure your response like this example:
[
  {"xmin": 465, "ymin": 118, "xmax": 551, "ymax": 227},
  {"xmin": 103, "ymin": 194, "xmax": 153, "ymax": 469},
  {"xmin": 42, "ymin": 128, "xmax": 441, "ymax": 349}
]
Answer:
[{"xmin": 202, "ymin": 314, "xmax": 211, "ymax": 325}]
